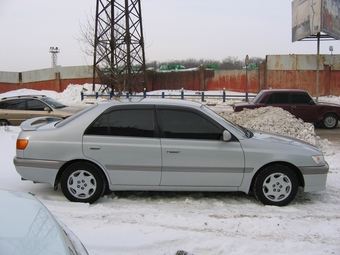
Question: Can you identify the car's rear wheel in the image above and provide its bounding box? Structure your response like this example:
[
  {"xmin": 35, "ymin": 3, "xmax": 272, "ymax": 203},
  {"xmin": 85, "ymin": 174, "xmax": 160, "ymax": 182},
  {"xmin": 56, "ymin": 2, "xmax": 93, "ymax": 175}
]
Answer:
[
  {"xmin": 322, "ymin": 113, "xmax": 338, "ymax": 129},
  {"xmin": 61, "ymin": 162, "xmax": 106, "ymax": 203},
  {"xmin": 0, "ymin": 119, "xmax": 10, "ymax": 126},
  {"xmin": 253, "ymin": 165, "xmax": 298, "ymax": 206}
]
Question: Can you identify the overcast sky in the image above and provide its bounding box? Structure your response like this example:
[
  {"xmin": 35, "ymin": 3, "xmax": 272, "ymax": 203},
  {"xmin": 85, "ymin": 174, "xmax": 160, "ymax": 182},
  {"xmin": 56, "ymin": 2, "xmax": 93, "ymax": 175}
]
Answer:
[{"xmin": 1, "ymin": 0, "xmax": 339, "ymax": 72}]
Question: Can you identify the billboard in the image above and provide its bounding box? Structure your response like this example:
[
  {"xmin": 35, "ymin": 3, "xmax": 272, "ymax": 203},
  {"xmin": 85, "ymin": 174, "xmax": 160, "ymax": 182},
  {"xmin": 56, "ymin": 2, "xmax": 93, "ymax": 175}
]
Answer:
[
  {"xmin": 322, "ymin": 0, "xmax": 340, "ymax": 39},
  {"xmin": 292, "ymin": 0, "xmax": 340, "ymax": 42}
]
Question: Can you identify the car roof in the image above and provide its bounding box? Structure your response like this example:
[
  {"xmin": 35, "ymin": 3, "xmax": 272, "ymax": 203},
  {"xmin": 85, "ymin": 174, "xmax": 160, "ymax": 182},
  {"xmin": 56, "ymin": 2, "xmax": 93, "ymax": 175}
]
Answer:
[
  {"xmin": 0, "ymin": 95, "xmax": 46, "ymax": 100},
  {"xmin": 260, "ymin": 89, "xmax": 308, "ymax": 93},
  {"xmin": 0, "ymin": 190, "xmax": 75, "ymax": 254},
  {"xmin": 98, "ymin": 98, "xmax": 203, "ymax": 108}
]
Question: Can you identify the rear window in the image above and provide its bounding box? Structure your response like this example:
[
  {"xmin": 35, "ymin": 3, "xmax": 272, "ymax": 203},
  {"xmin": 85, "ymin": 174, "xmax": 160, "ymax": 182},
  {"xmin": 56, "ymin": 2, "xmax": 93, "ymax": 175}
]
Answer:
[
  {"xmin": 85, "ymin": 108, "xmax": 155, "ymax": 138},
  {"xmin": 266, "ymin": 93, "xmax": 289, "ymax": 104},
  {"xmin": 0, "ymin": 99, "xmax": 26, "ymax": 110}
]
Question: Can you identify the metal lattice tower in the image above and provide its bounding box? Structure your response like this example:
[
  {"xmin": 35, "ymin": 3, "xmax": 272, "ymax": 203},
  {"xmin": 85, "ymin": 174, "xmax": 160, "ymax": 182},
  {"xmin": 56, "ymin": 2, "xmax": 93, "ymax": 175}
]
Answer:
[
  {"xmin": 49, "ymin": 47, "xmax": 60, "ymax": 67},
  {"xmin": 92, "ymin": 0, "xmax": 146, "ymax": 94}
]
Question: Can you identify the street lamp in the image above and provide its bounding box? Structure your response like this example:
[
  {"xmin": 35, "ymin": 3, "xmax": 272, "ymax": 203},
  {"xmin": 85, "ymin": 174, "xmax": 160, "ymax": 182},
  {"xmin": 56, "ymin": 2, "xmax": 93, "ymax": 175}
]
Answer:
[{"xmin": 329, "ymin": 45, "xmax": 334, "ymax": 67}]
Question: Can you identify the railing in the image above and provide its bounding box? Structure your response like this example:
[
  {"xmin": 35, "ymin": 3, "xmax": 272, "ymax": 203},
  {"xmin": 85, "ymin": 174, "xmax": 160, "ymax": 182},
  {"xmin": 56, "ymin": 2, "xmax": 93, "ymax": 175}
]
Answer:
[{"xmin": 81, "ymin": 90, "xmax": 255, "ymax": 102}]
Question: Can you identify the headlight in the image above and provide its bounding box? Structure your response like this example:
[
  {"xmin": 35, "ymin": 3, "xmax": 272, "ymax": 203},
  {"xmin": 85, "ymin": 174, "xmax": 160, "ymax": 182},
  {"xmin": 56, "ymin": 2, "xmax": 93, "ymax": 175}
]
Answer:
[{"xmin": 312, "ymin": 155, "xmax": 325, "ymax": 165}]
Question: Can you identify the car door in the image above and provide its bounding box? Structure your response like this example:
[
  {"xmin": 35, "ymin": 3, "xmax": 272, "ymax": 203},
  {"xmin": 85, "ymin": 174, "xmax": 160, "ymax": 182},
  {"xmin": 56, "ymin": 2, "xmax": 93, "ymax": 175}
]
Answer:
[
  {"xmin": 289, "ymin": 92, "xmax": 317, "ymax": 122},
  {"xmin": 265, "ymin": 92, "xmax": 291, "ymax": 112},
  {"xmin": 157, "ymin": 106, "xmax": 245, "ymax": 187},
  {"xmin": 26, "ymin": 99, "xmax": 52, "ymax": 119},
  {"xmin": 82, "ymin": 106, "xmax": 162, "ymax": 186},
  {"xmin": 1, "ymin": 99, "xmax": 27, "ymax": 125}
]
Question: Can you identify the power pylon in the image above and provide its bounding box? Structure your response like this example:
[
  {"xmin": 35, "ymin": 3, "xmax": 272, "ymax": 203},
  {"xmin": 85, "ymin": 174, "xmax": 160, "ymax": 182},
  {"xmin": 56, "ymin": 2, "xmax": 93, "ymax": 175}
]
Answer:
[{"xmin": 92, "ymin": 0, "xmax": 146, "ymax": 94}]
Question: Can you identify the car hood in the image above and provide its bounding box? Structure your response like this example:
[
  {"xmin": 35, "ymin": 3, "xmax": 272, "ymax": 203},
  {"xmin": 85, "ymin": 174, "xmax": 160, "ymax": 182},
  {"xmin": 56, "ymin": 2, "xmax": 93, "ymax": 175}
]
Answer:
[
  {"xmin": 251, "ymin": 129, "xmax": 320, "ymax": 152},
  {"xmin": 55, "ymin": 106, "xmax": 84, "ymax": 114},
  {"xmin": 316, "ymin": 101, "xmax": 340, "ymax": 108},
  {"xmin": 0, "ymin": 190, "xmax": 87, "ymax": 255}
]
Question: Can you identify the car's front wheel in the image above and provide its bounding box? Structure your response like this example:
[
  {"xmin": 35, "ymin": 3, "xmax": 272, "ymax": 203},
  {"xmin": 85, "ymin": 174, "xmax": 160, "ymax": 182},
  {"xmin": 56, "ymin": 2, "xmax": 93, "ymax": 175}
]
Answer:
[
  {"xmin": 61, "ymin": 162, "xmax": 106, "ymax": 203},
  {"xmin": 253, "ymin": 165, "xmax": 298, "ymax": 206},
  {"xmin": 322, "ymin": 113, "xmax": 338, "ymax": 129}
]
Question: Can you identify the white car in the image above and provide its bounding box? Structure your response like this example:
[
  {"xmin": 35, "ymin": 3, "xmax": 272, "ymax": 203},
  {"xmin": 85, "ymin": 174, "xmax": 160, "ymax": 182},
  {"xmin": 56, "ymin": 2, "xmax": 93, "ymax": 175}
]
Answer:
[
  {"xmin": 13, "ymin": 98, "xmax": 329, "ymax": 206},
  {"xmin": 0, "ymin": 190, "xmax": 88, "ymax": 255}
]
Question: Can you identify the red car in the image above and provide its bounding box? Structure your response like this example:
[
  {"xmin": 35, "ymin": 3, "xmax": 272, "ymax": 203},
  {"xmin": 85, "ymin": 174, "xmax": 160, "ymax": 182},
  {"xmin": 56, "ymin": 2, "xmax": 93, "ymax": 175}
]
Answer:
[{"xmin": 233, "ymin": 89, "xmax": 340, "ymax": 129}]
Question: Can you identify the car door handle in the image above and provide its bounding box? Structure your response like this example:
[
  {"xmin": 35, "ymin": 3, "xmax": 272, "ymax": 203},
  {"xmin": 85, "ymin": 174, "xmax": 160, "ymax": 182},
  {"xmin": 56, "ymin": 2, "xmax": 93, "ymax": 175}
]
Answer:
[
  {"xmin": 166, "ymin": 150, "xmax": 180, "ymax": 154},
  {"xmin": 89, "ymin": 146, "xmax": 101, "ymax": 150}
]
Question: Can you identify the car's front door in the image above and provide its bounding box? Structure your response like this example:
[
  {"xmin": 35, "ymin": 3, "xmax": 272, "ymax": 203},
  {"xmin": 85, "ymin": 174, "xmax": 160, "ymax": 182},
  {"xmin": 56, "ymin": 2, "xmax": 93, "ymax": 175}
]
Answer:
[
  {"xmin": 83, "ymin": 106, "xmax": 162, "ymax": 186},
  {"xmin": 157, "ymin": 107, "xmax": 245, "ymax": 187},
  {"xmin": 289, "ymin": 92, "xmax": 317, "ymax": 122},
  {"xmin": 26, "ymin": 99, "xmax": 52, "ymax": 119}
]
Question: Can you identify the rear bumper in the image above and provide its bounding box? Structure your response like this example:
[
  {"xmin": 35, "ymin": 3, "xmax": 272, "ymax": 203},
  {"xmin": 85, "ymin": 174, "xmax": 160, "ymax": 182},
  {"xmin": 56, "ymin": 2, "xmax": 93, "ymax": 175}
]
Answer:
[{"xmin": 13, "ymin": 157, "xmax": 65, "ymax": 186}]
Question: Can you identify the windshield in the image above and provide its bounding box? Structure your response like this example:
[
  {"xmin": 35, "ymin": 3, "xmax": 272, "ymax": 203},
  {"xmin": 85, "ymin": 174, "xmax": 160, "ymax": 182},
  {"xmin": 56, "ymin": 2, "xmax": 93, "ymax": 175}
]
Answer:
[
  {"xmin": 41, "ymin": 97, "xmax": 67, "ymax": 109},
  {"xmin": 200, "ymin": 105, "xmax": 249, "ymax": 137}
]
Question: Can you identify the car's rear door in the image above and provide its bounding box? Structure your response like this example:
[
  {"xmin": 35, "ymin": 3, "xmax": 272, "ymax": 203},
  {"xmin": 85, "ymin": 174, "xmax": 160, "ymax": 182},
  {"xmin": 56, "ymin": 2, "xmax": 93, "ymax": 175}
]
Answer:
[
  {"xmin": 157, "ymin": 106, "xmax": 245, "ymax": 187},
  {"xmin": 264, "ymin": 92, "xmax": 291, "ymax": 112},
  {"xmin": 1, "ymin": 99, "xmax": 27, "ymax": 125},
  {"xmin": 82, "ymin": 106, "xmax": 162, "ymax": 186}
]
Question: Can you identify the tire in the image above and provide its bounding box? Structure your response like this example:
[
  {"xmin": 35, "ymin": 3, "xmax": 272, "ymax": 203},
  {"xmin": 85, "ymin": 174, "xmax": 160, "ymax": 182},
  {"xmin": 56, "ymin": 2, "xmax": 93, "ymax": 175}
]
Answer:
[
  {"xmin": 0, "ymin": 119, "xmax": 10, "ymax": 126},
  {"xmin": 61, "ymin": 162, "xmax": 106, "ymax": 203},
  {"xmin": 253, "ymin": 165, "xmax": 298, "ymax": 206},
  {"xmin": 322, "ymin": 113, "xmax": 338, "ymax": 129}
]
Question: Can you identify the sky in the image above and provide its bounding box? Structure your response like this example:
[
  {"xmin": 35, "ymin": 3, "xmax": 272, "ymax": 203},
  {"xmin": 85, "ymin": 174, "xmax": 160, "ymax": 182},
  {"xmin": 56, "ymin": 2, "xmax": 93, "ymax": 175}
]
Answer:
[
  {"xmin": 0, "ymin": 84, "xmax": 340, "ymax": 254},
  {"xmin": 1, "ymin": 0, "xmax": 340, "ymax": 72}
]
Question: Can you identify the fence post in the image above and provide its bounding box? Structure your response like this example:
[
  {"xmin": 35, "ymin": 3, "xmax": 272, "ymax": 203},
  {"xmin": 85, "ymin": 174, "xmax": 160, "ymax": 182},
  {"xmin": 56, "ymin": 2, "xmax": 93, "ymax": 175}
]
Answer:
[
  {"xmin": 143, "ymin": 88, "xmax": 146, "ymax": 98},
  {"xmin": 201, "ymin": 92, "xmax": 204, "ymax": 102},
  {"xmin": 162, "ymin": 92, "xmax": 165, "ymax": 98},
  {"xmin": 110, "ymin": 90, "xmax": 113, "ymax": 99},
  {"xmin": 95, "ymin": 92, "xmax": 98, "ymax": 99},
  {"xmin": 126, "ymin": 93, "xmax": 129, "ymax": 98},
  {"xmin": 181, "ymin": 88, "xmax": 184, "ymax": 100},
  {"xmin": 81, "ymin": 91, "xmax": 84, "ymax": 101},
  {"xmin": 223, "ymin": 88, "xmax": 226, "ymax": 103}
]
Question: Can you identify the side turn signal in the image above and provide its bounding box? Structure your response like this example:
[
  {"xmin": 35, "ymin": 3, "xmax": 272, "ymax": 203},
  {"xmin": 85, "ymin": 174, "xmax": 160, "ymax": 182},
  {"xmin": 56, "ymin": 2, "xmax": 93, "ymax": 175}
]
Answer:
[{"xmin": 16, "ymin": 139, "xmax": 29, "ymax": 150}]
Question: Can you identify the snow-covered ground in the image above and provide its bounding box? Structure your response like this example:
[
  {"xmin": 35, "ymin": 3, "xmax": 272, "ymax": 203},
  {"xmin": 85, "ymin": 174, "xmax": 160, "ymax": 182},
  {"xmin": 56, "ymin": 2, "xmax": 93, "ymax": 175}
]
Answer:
[{"xmin": 1, "ymin": 84, "xmax": 340, "ymax": 255}]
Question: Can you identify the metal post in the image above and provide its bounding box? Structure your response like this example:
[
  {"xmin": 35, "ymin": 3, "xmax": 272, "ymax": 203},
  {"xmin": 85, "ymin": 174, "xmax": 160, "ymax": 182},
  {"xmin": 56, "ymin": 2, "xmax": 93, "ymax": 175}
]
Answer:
[
  {"xmin": 245, "ymin": 55, "xmax": 249, "ymax": 102},
  {"xmin": 316, "ymin": 33, "xmax": 320, "ymax": 101}
]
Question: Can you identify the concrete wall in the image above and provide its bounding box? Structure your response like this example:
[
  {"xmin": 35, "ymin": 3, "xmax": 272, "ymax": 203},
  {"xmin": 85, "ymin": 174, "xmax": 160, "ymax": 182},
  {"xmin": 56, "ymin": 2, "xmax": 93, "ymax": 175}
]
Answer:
[{"xmin": 1, "ymin": 55, "xmax": 340, "ymax": 96}]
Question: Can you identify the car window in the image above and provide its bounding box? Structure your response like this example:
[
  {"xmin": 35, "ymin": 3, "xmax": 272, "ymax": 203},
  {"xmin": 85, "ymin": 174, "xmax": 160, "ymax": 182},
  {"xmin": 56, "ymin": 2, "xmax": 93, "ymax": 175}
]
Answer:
[
  {"xmin": 252, "ymin": 90, "xmax": 266, "ymax": 103},
  {"xmin": 41, "ymin": 97, "xmax": 66, "ymax": 109},
  {"xmin": 85, "ymin": 109, "xmax": 155, "ymax": 137},
  {"xmin": 266, "ymin": 93, "xmax": 289, "ymax": 104},
  {"xmin": 290, "ymin": 93, "xmax": 311, "ymax": 104},
  {"xmin": 27, "ymin": 99, "xmax": 48, "ymax": 111},
  {"xmin": 158, "ymin": 109, "xmax": 222, "ymax": 140},
  {"xmin": 1, "ymin": 99, "xmax": 26, "ymax": 110}
]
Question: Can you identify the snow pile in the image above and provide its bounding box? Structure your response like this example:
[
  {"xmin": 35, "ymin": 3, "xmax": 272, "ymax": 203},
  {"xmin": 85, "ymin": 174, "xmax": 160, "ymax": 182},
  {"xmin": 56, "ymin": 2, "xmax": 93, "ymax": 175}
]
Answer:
[{"xmin": 221, "ymin": 106, "xmax": 322, "ymax": 146}]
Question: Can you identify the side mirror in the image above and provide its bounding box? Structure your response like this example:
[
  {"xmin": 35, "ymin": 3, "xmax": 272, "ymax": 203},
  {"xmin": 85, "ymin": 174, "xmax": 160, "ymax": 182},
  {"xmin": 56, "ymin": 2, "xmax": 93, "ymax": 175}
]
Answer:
[
  {"xmin": 44, "ymin": 107, "xmax": 52, "ymax": 112},
  {"xmin": 223, "ymin": 130, "xmax": 232, "ymax": 141}
]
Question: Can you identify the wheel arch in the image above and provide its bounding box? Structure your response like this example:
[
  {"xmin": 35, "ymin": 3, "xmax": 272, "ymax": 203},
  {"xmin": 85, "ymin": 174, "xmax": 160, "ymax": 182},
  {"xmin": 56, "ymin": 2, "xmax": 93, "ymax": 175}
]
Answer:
[
  {"xmin": 0, "ymin": 119, "xmax": 10, "ymax": 126},
  {"xmin": 54, "ymin": 159, "xmax": 110, "ymax": 190},
  {"xmin": 250, "ymin": 161, "xmax": 305, "ymax": 191}
]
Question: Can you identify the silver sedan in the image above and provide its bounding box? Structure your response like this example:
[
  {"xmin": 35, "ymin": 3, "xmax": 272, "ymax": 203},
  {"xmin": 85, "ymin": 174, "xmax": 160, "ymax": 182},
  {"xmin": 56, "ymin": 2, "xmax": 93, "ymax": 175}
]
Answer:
[{"xmin": 14, "ymin": 98, "xmax": 329, "ymax": 206}]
